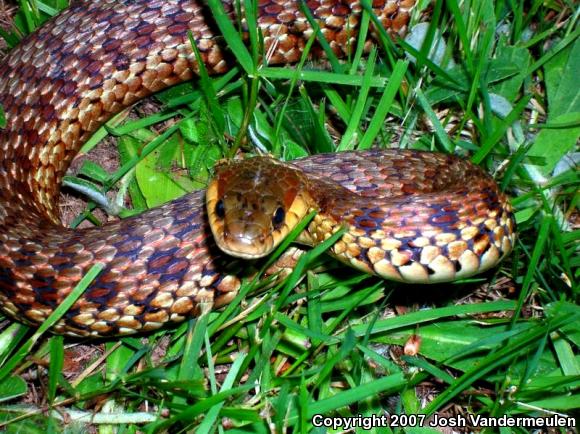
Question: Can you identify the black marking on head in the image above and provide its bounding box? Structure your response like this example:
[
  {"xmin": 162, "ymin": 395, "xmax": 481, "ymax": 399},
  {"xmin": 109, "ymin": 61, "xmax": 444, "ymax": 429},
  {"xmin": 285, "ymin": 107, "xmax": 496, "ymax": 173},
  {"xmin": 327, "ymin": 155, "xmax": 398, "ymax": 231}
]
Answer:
[
  {"xmin": 272, "ymin": 207, "xmax": 285, "ymax": 229},
  {"xmin": 215, "ymin": 199, "xmax": 225, "ymax": 219}
]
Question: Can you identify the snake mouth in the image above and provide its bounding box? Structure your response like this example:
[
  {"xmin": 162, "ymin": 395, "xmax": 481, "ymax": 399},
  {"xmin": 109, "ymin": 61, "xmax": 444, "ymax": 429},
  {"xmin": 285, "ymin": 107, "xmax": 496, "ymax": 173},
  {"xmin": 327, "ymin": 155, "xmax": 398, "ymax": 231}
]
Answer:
[
  {"xmin": 218, "ymin": 247, "xmax": 270, "ymax": 260},
  {"xmin": 216, "ymin": 231, "xmax": 274, "ymax": 260},
  {"xmin": 214, "ymin": 220, "xmax": 275, "ymax": 259}
]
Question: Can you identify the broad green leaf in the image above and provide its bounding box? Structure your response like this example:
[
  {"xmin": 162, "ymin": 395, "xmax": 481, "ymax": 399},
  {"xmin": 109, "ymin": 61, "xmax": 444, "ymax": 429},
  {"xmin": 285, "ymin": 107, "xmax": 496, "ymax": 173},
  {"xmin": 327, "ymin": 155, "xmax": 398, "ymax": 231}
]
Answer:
[
  {"xmin": 527, "ymin": 112, "xmax": 580, "ymax": 174},
  {"xmin": 0, "ymin": 375, "xmax": 27, "ymax": 402},
  {"xmin": 490, "ymin": 37, "xmax": 532, "ymax": 102},
  {"xmin": 135, "ymin": 135, "xmax": 198, "ymax": 207},
  {"xmin": 545, "ymin": 36, "xmax": 580, "ymax": 119}
]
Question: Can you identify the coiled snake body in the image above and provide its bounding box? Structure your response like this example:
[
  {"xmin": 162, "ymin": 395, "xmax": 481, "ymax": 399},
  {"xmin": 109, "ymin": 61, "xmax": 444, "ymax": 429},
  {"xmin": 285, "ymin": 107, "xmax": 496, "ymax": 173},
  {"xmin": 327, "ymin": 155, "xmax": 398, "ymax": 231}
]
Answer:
[{"xmin": 0, "ymin": 0, "xmax": 515, "ymax": 337}]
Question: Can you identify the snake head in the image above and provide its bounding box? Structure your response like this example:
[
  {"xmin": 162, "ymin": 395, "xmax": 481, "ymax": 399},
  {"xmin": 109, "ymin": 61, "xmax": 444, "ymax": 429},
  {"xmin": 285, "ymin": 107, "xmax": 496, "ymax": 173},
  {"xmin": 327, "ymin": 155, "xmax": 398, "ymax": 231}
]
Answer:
[{"xmin": 206, "ymin": 157, "xmax": 313, "ymax": 259}]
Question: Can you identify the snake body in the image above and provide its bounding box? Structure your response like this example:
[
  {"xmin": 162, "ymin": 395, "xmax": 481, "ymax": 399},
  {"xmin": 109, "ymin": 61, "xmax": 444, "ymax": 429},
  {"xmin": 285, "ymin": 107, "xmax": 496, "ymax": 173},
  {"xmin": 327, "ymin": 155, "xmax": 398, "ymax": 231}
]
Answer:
[{"xmin": 0, "ymin": 0, "xmax": 515, "ymax": 337}]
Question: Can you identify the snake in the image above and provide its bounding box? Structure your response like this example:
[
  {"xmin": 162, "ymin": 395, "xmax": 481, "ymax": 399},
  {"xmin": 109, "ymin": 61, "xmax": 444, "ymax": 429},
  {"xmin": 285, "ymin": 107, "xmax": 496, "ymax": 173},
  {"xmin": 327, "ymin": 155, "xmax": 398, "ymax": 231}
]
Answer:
[{"xmin": 0, "ymin": 0, "xmax": 516, "ymax": 338}]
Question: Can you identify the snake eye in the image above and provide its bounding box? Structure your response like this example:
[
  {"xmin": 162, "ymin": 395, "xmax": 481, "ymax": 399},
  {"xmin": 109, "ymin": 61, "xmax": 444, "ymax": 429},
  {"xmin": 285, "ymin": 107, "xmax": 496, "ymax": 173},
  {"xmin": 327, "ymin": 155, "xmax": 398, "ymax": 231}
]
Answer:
[
  {"xmin": 272, "ymin": 207, "xmax": 285, "ymax": 229},
  {"xmin": 215, "ymin": 199, "xmax": 225, "ymax": 219}
]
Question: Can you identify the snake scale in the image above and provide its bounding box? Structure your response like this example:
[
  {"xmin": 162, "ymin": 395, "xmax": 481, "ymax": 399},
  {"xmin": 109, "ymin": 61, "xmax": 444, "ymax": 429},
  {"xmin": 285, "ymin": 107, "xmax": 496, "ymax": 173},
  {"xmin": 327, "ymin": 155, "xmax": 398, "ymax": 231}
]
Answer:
[{"xmin": 0, "ymin": 0, "xmax": 515, "ymax": 337}]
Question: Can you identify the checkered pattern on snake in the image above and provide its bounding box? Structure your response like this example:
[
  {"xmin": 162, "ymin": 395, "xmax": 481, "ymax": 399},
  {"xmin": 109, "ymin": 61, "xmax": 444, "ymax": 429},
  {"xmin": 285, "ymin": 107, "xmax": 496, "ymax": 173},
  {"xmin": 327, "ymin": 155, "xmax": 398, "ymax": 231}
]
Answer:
[{"xmin": 0, "ymin": 0, "xmax": 515, "ymax": 337}]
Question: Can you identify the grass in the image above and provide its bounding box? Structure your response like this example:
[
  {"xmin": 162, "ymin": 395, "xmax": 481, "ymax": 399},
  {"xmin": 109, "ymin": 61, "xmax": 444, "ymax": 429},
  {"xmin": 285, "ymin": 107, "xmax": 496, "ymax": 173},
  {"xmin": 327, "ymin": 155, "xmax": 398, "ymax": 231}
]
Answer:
[{"xmin": 0, "ymin": 0, "xmax": 579, "ymax": 432}]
